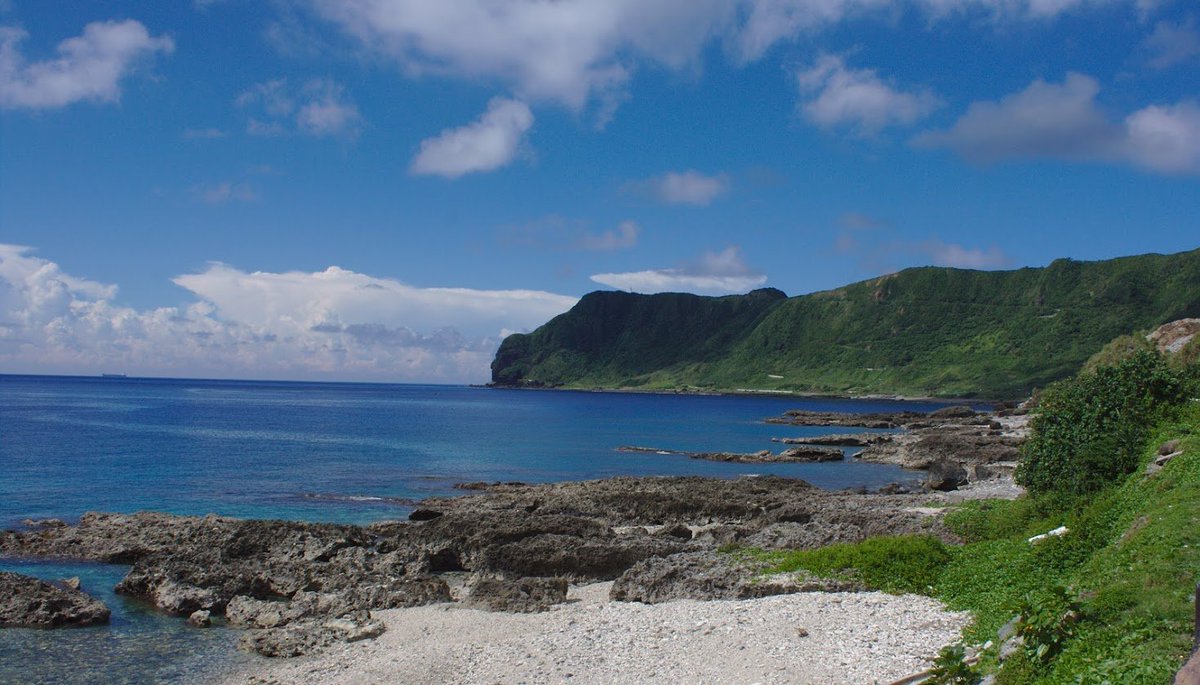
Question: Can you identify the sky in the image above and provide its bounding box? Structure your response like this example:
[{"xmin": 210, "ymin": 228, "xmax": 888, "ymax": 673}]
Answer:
[{"xmin": 1, "ymin": 0, "xmax": 1198, "ymax": 383}]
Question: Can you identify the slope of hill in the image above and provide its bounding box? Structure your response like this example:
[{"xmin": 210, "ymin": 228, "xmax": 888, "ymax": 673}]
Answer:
[{"xmin": 491, "ymin": 249, "xmax": 1200, "ymax": 398}]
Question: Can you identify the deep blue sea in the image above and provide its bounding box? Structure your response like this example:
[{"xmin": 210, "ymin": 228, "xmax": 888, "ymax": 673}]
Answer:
[{"xmin": 0, "ymin": 374, "xmax": 965, "ymax": 684}]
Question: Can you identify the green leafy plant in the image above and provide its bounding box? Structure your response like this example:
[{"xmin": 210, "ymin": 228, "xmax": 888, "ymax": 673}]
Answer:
[
  {"xmin": 927, "ymin": 643, "xmax": 979, "ymax": 684},
  {"xmin": 1017, "ymin": 585, "xmax": 1081, "ymax": 664}
]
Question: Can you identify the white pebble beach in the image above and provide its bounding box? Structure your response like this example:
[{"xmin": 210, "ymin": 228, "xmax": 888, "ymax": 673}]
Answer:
[{"xmin": 228, "ymin": 583, "xmax": 970, "ymax": 685}]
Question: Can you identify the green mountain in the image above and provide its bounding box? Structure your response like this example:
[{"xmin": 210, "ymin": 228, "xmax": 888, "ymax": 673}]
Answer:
[{"xmin": 491, "ymin": 248, "xmax": 1200, "ymax": 398}]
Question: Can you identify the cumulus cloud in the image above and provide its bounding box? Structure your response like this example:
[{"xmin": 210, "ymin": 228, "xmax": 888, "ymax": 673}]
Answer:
[
  {"xmin": 590, "ymin": 246, "xmax": 767, "ymax": 294},
  {"xmin": 236, "ymin": 78, "xmax": 362, "ymax": 138},
  {"xmin": 625, "ymin": 170, "xmax": 730, "ymax": 206},
  {"xmin": 0, "ymin": 19, "xmax": 173, "ymax": 110},
  {"xmin": 797, "ymin": 54, "xmax": 939, "ymax": 134},
  {"xmin": 0, "ymin": 245, "xmax": 577, "ymax": 382},
  {"xmin": 1144, "ymin": 19, "xmax": 1200, "ymax": 69},
  {"xmin": 914, "ymin": 73, "xmax": 1200, "ymax": 174},
  {"xmin": 304, "ymin": 0, "xmax": 1143, "ymax": 122},
  {"xmin": 310, "ymin": 0, "xmax": 729, "ymax": 116},
  {"xmin": 410, "ymin": 97, "xmax": 533, "ymax": 178}
]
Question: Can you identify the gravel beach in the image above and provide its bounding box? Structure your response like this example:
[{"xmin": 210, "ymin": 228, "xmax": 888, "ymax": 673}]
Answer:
[{"xmin": 228, "ymin": 582, "xmax": 970, "ymax": 685}]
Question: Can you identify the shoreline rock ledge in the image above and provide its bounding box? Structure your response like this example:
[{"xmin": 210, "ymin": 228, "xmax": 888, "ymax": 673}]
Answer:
[{"xmin": 0, "ymin": 571, "xmax": 111, "ymax": 628}]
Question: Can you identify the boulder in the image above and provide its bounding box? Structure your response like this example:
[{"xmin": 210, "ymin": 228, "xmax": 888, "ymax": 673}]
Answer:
[
  {"xmin": 929, "ymin": 405, "xmax": 977, "ymax": 419},
  {"xmin": 0, "ymin": 572, "xmax": 111, "ymax": 628},
  {"xmin": 187, "ymin": 609, "xmax": 212, "ymax": 628},
  {"xmin": 926, "ymin": 459, "xmax": 968, "ymax": 491},
  {"xmin": 239, "ymin": 615, "xmax": 386, "ymax": 658},
  {"xmin": 464, "ymin": 576, "xmax": 568, "ymax": 613}
]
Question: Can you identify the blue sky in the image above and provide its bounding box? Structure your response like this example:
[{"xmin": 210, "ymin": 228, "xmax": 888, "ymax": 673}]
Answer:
[{"xmin": 1, "ymin": 0, "xmax": 1198, "ymax": 382}]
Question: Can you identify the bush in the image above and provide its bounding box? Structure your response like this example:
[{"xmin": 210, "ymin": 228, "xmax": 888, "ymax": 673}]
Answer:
[{"xmin": 1016, "ymin": 351, "xmax": 1187, "ymax": 496}]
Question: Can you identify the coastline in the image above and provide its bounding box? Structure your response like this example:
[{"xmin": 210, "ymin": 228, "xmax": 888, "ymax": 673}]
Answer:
[
  {"xmin": 484, "ymin": 382, "xmax": 1009, "ymax": 405},
  {"xmin": 1, "ymin": 394, "xmax": 1028, "ymax": 684}
]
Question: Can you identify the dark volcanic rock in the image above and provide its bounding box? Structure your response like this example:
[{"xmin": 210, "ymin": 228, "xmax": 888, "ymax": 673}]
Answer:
[
  {"xmin": 767, "ymin": 410, "xmax": 926, "ymax": 429},
  {"xmin": 926, "ymin": 459, "xmax": 969, "ymax": 492},
  {"xmin": 618, "ymin": 445, "xmax": 842, "ymax": 464},
  {"xmin": 0, "ymin": 473, "xmax": 962, "ymax": 657},
  {"xmin": 408, "ymin": 509, "xmax": 444, "ymax": 522},
  {"xmin": 774, "ymin": 434, "xmax": 891, "ymax": 447},
  {"xmin": 465, "ymin": 576, "xmax": 569, "ymax": 613},
  {"xmin": 0, "ymin": 572, "xmax": 110, "ymax": 628},
  {"xmin": 610, "ymin": 552, "xmax": 857, "ymax": 604},
  {"xmin": 481, "ymin": 533, "xmax": 687, "ymax": 580},
  {"xmin": 777, "ymin": 446, "xmax": 845, "ymax": 462},
  {"xmin": 929, "ymin": 405, "xmax": 977, "ymax": 419}
]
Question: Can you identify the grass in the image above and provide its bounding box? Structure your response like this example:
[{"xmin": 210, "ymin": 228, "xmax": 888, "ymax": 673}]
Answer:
[
  {"xmin": 757, "ymin": 535, "xmax": 952, "ymax": 595},
  {"xmin": 727, "ymin": 403, "xmax": 1200, "ymax": 682}
]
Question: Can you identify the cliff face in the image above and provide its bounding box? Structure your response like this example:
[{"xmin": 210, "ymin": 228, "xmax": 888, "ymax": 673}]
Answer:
[{"xmin": 491, "ymin": 249, "xmax": 1200, "ymax": 398}]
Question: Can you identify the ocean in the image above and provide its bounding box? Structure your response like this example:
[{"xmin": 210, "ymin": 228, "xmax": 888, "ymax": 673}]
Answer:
[{"xmin": 0, "ymin": 374, "xmax": 963, "ymax": 684}]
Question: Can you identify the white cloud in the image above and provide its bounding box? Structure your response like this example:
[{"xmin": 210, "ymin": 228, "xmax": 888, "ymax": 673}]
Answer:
[
  {"xmin": 0, "ymin": 245, "xmax": 577, "ymax": 383},
  {"xmin": 1121, "ymin": 102, "xmax": 1200, "ymax": 174},
  {"xmin": 920, "ymin": 239, "xmax": 1011, "ymax": 268},
  {"xmin": 296, "ymin": 79, "xmax": 363, "ymax": 137},
  {"xmin": 797, "ymin": 54, "xmax": 939, "ymax": 134},
  {"xmin": 310, "ymin": 0, "xmax": 731, "ymax": 117},
  {"xmin": 580, "ymin": 220, "xmax": 640, "ymax": 251},
  {"xmin": 236, "ymin": 78, "xmax": 362, "ymax": 138},
  {"xmin": 735, "ymin": 0, "xmax": 888, "ymax": 62},
  {"xmin": 1144, "ymin": 19, "xmax": 1200, "ymax": 69},
  {"xmin": 305, "ymin": 0, "xmax": 1146, "ymax": 122},
  {"xmin": 625, "ymin": 170, "xmax": 730, "ymax": 206},
  {"xmin": 0, "ymin": 19, "xmax": 173, "ymax": 110},
  {"xmin": 914, "ymin": 73, "xmax": 1200, "ymax": 174},
  {"xmin": 590, "ymin": 246, "xmax": 767, "ymax": 294},
  {"xmin": 410, "ymin": 97, "xmax": 533, "ymax": 178}
]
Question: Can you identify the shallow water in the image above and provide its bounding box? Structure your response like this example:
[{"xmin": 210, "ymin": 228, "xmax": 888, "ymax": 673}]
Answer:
[{"xmin": 0, "ymin": 374, "xmax": 969, "ymax": 684}]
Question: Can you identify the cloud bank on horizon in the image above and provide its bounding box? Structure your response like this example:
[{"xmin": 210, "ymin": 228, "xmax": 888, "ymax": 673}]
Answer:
[{"xmin": 0, "ymin": 245, "xmax": 576, "ymax": 383}]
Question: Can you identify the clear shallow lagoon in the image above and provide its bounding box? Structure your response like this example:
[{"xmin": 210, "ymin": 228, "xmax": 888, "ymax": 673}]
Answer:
[{"xmin": 0, "ymin": 374, "xmax": 964, "ymax": 684}]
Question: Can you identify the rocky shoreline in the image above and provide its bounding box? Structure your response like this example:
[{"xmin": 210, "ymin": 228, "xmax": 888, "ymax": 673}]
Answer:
[{"xmin": 1, "ymin": 404, "xmax": 1027, "ymax": 677}]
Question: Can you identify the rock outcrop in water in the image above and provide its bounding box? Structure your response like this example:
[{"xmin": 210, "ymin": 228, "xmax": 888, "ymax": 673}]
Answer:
[{"xmin": 0, "ymin": 572, "xmax": 111, "ymax": 628}]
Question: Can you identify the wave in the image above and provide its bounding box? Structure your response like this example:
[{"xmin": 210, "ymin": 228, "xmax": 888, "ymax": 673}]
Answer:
[{"xmin": 297, "ymin": 493, "xmax": 416, "ymax": 506}]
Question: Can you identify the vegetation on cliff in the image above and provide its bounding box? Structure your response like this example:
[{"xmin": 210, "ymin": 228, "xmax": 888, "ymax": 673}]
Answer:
[
  {"xmin": 492, "ymin": 248, "xmax": 1200, "ymax": 398},
  {"xmin": 743, "ymin": 346, "xmax": 1200, "ymax": 682}
]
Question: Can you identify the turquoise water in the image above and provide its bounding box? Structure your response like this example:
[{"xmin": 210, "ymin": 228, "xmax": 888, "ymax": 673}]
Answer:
[{"xmin": 0, "ymin": 374, "xmax": 963, "ymax": 684}]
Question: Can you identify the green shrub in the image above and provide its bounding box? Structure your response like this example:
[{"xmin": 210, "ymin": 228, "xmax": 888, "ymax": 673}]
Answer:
[{"xmin": 1017, "ymin": 350, "xmax": 1187, "ymax": 496}]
